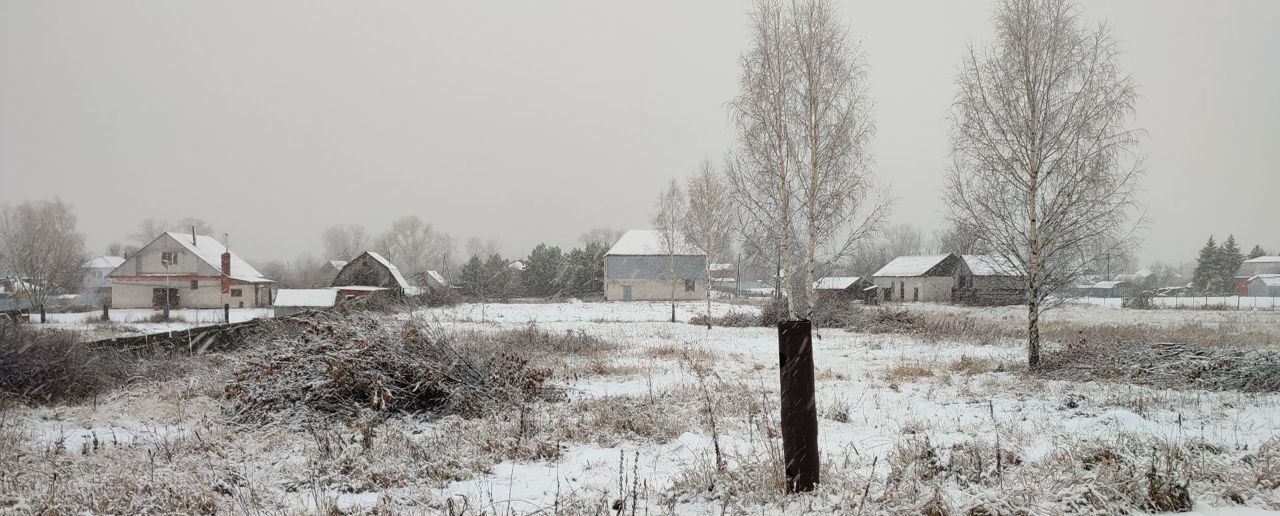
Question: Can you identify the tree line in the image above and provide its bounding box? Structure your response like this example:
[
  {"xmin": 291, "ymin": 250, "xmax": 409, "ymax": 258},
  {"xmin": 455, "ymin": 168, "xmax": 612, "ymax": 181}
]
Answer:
[{"xmin": 1192, "ymin": 235, "xmax": 1270, "ymax": 293}]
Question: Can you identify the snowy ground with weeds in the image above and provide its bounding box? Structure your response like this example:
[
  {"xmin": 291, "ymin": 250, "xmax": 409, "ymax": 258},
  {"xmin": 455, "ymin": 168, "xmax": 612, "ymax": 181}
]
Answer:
[{"xmin": 2, "ymin": 300, "xmax": 1279, "ymax": 514}]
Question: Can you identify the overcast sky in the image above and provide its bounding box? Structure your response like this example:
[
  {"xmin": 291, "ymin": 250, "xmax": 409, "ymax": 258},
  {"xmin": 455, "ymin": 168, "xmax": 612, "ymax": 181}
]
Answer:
[{"xmin": 2, "ymin": 1, "xmax": 1277, "ymax": 269}]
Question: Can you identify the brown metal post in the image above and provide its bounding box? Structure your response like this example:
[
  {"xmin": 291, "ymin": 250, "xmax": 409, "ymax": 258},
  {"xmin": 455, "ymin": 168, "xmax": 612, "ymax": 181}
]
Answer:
[{"xmin": 777, "ymin": 320, "xmax": 819, "ymax": 492}]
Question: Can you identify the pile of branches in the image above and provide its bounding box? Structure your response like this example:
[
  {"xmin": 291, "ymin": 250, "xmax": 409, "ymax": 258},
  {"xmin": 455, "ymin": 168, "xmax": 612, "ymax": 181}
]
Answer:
[
  {"xmin": 1038, "ymin": 340, "xmax": 1280, "ymax": 393},
  {"xmin": 224, "ymin": 313, "xmax": 561, "ymax": 424}
]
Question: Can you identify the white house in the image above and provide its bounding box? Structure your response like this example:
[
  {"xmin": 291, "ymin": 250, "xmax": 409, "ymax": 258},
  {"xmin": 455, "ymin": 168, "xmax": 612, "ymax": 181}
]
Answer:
[
  {"xmin": 109, "ymin": 232, "xmax": 274, "ymax": 309},
  {"xmin": 82, "ymin": 256, "xmax": 125, "ymax": 292},
  {"xmin": 872, "ymin": 254, "xmax": 970, "ymax": 303},
  {"xmin": 604, "ymin": 229, "xmax": 707, "ymax": 301}
]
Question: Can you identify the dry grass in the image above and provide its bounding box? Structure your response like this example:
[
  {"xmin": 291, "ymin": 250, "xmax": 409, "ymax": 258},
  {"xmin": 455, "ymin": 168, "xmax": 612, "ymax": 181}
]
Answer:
[{"xmin": 884, "ymin": 361, "xmax": 936, "ymax": 382}]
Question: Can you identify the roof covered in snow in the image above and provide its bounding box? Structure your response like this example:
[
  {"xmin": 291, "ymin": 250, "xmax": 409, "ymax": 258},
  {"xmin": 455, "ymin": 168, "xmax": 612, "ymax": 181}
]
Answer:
[
  {"xmin": 362, "ymin": 251, "xmax": 411, "ymax": 289},
  {"xmin": 814, "ymin": 277, "xmax": 868, "ymax": 290},
  {"xmin": 1250, "ymin": 274, "xmax": 1280, "ymax": 287},
  {"xmin": 84, "ymin": 256, "xmax": 125, "ymax": 269},
  {"xmin": 963, "ymin": 255, "xmax": 1024, "ymax": 277},
  {"xmin": 165, "ymin": 232, "xmax": 271, "ymax": 283},
  {"xmin": 1236, "ymin": 256, "xmax": 1280, "ymax": 278},
  {"xmin": 872, "ymin": 254, "xmax": 956, "ymax": 278},
  {"xmin": 423, "ymin": 270, "xmax": 449, "ymax": 288},
  {"xmin": 328, "ymin": 260, "xmax": 347, "ymax": 270},
  {"xmin": 274, "ymin": 289, "xmax": 338, "ymax": 307},
  {"xmin": 605, "ymin": 229, "xmax": 701, "ymax": 256}
]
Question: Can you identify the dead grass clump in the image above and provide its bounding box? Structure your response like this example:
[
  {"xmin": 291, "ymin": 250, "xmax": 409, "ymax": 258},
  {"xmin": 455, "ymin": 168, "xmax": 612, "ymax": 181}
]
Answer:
[
  {"xmin": 884, "ymin": 361, "xmax": 936, "ymax": 382},
  {"xmin": 947, "ymin": 355, "xmax": 1014, "ymax": 376},
  {"xmin": 225, "ymin": 316, "xmax": 571, "ymax": 424},
  {"xmin": 688, "ymin": 312, "xmax": 757, "ymax": 328},
  {"xmin": 643, "ymin": 343, "xmax": 716, "ymax": 365}
]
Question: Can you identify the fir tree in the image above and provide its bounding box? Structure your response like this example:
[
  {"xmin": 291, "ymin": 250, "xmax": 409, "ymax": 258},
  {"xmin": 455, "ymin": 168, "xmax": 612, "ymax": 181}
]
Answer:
[
  {"xmin": 1248, "ymin": 245, "xmax": 1268, "ymax": 259},
  {"xmin": 482, "ymin": 254, "xmax": 512, "ymax": 301},
  {"xmin": 524, "ymin": 243, "xmax": 565, "ymax": 297},
  {"xmin": 1220, "ymin": 234, "xmax": 1244, "ymax": 291},
  {"xmin": 1192, "ymin": 236, "xmax": 1218, "ymax": 292},
  {"xmin": 458, "ymin": 255, "xmax": 486, "ymax": 298}
]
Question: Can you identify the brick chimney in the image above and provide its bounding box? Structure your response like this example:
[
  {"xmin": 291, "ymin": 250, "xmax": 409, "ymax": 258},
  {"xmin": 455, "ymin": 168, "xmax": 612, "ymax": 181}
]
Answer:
[{"xmin": 221, "ymin": 252, "xmax": 231, "ymax": 294}]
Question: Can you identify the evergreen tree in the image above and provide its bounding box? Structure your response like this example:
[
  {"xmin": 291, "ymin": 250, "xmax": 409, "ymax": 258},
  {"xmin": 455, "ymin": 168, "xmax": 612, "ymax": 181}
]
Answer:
[
  {"xmin": 482, "ymin": 254, "xmax": 512, "ymax": 301},
  {"xmin": 458, "ymin": 255, "xmax": 486, "ymax": 298},
  {"xmin": 1192, "ymin": 236, "xmax": 1218, "ymax": 292},
  {"xmin": 1248, "ymin": 245, "xmax": 1268, "ymax": 259},
  {"xmin": 1220, "ymin": 234, "xmax": 1244, "ymax": 291},
  {"xmin": 524, "ymin": 243, "xmax": 565, "ymax": 297},
  {"xmin": 559, "ymin": 242, "xmax": 607, "ymax": 297}
]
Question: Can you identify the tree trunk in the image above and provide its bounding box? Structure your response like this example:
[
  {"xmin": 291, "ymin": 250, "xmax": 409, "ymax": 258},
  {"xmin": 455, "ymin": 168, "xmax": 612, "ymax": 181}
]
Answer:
[{"xmin": 705, "ymin": 268, "xmax": 713, "ymax": 330}]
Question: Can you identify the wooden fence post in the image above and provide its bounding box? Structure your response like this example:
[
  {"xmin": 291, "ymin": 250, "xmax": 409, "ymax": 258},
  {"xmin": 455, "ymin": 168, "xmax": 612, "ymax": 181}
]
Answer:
[{"xmin": 777, "ymin": 320, "xmax": 819, "ymax": 493}]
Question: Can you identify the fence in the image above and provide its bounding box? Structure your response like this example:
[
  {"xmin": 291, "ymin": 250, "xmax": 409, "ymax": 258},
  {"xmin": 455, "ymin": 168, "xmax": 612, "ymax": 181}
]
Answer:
[{"xmin": 1074, "ymin": 296, "xmax": 1279, "ymax": 311}]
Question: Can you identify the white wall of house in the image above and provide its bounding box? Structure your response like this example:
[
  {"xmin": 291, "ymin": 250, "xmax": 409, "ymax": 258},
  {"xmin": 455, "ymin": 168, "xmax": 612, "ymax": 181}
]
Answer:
[
  {"xmin": 605, "ymin": 278, "xmax": 706, "ymax": 301},
  {"xmin": 111, "ymin": 279, "xmax": 271, "ymax": 309},
  {"xmin": 872, "ymin": 276, "xmax": 955, "ymax": 302}
]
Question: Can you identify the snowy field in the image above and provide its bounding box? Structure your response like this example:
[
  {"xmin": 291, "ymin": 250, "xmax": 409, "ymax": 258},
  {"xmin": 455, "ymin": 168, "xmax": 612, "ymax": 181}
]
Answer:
[
  {"xmin": 22, "ymin": 308, "xmax": 274, "ymax": 339},
  {"xmin": 3, "ymin": 300, "xmax": 1279, "ymax": 514},
  {"xmin": 1074, "ymin": 296, "xmax": 1280, "ymax": 310}
]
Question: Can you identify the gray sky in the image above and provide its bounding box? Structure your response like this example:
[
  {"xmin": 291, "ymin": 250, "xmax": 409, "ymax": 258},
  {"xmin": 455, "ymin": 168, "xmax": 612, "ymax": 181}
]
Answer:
[{"xmin": 2, "ymin": 1, "xmax": 1277, "ymax": 267}]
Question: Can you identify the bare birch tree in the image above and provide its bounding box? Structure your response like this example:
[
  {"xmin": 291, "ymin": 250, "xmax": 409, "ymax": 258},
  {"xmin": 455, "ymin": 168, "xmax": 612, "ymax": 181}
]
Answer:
[
  {"xmin": 945, "ymin": 0, "xmax": 1143, "ymax": 367},
  {"xmin": 729, "ymin": 0, "xmax": 887, "ymax": 320},
  {"xmin": 789, "ymin": 0, "xmax": 888, "ymax": 319},
  {"xmin": 0, "ymin": 199, "xmax": 87, "ymax": 320},
  {"xmin": 652, "ymin": 179, "xmax": 685, "ymax": 323},
  {"xmin": 683, "ymin": 160, "xmax": 734, "ymax": 328},
  {"xmin": 728, "ymin": 0, "xmax": 798, "ymax": 319}
]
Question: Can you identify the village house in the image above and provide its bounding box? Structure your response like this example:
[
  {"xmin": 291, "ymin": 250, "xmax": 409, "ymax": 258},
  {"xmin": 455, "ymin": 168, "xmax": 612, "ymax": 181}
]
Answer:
[
  {"xmin": 814, "ymin": 276, "xmax": 875, "ymax": 303},
  {"xmin": 82, "ymin": 256, "xmax": 125, "ymax": 293},
  {"xmin": 604, "ymin": 229, "xmax": 707, "ymax": 301},
  {"xmin": 331, "ymin": 251, "xmax": 411, "ymax": 295},
  {"xmin": 1248, "ymin": 274, "xmax": 1280, "ymax": 297},
  {"xmin": 109, "ymin": 232, "xmax": 273, "ymax": 309},
  {"xmin": 1235, "ymin": 256, "xmax": 1280, "ymax": 296},
  {"xmin": 957, "ymin": 255, "xmax": 1027, "ymax": 305},
  {"xmin": 872, "ymin": 254, "xmax": 970, "ymax": 303}
]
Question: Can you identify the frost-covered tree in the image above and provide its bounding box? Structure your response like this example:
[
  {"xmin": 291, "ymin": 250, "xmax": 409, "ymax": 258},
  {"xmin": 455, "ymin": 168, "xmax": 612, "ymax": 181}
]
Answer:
[
  {"xmin": 1192, "ymin": 236, "xmax": 1221, "ymax": 292},
  {"xmin": 652, "ymin": 179, "xmax": 686, "ymax": 323},
  {"xmin": 322, "ymin": 224, "xmax": 369, "ymax": 261},
  {"xmin": 561, "ymin": 242, "xmax": 607, "ymax": 298},
  {"xmin": 1248, "ymin": 245, "xmax": 1268, "ymax": 260},
  {"xmin": 524, "ymin": 243, "xmax": 565, "ymax": 298},
  {"xmin": 683, "ymin": 161, "xmax": 734, "ymax": 327},
  {"xmin": 1219, "ymin": 234, "xmax": 1244, "ymax": 289},
  {"xmin": 944, "ymin": 0, "xmax": 1143, "ymax": 368},
  {"xmin": 0, "ymin": 199, "xmax": 87, "ymax": 320}
]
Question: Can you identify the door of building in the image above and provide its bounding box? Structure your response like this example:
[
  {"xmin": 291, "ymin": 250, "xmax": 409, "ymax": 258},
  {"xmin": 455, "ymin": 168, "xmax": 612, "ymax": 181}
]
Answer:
[
  {"xmin": 622, "ymin": 285, "xmax": 633, "ymax": 301},
  {"xmin": 152, "ymin": 288, "xmax": 180, "ymax": 309}
]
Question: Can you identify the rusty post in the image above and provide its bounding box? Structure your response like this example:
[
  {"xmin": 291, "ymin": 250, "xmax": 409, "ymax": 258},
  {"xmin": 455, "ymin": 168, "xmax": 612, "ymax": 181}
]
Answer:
[
  {"xmin": 224, "ymin": 303, "xmax": 230, "ymax": 324},
  {"xmin": 777, "ymin": 319, "xmax": 819, "ymax": 492}
]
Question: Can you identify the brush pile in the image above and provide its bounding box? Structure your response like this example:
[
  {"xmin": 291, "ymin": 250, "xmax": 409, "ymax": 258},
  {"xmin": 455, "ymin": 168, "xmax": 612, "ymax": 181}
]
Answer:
[
  {"xmin": 1038, "ymin": 340, "xmax": 1280, "ymax": 392},
  {"xmin": 224, "ymin": 313, "xmax": 563, "ymax": 424}
]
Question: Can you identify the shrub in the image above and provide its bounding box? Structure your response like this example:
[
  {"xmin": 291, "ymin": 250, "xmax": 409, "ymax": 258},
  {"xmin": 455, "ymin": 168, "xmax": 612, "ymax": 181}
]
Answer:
[{"xmin": 0, "ymin": 324, "xmax": 128, "ymax": 403}]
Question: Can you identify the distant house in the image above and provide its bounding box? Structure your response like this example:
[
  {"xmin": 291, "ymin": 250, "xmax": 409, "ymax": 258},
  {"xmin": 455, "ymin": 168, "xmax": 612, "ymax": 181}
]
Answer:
[
  {"xmin": 331, "ymin": 251, "xmax": 411, "ymax": 295},
  {"xmin": 508, "ymin": 260, "xmax": 527, "ymax": 272},
  {"xmin": 273, "ymin": 288, "xmax": 338, "ymax": 317},
  {"xmin": 109, "ymin": 232, "xmax": 274, "ymax": 309},
  {"xmin": 1083, "ymin": 280, "xmax": 1132, "ymax": 298},
  {"xmin": 814, "ymin": 276, "xmax": 875, "ymax": 303},
  {"xmin": 1248, "ymin": 275, "xmax": 1280, "ymax": 297},
  {"xmin": 957, "ymin": 255, "xmax": 1026, "ymax": 305},
  {"xmin": 1235, "ymin": 257, "xmax": 1280, "ymax": 296},
  {"xmin": 83, "ymin": 256, "xmax": 125, "ymax": 292},
  {"xmin": 872, "ymin": 254, "xmax": 970, "ymax": 303},
  {"xmin": 418, "ymin": 270, "xmax": 451, "ymax": 292},
  {"xmin": 604, "ymin": 229, "xmax": 707, "ymax": 301}
]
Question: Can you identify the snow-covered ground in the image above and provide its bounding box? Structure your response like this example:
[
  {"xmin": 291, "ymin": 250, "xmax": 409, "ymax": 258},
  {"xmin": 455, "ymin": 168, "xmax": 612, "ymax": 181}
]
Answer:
[
  {"xmin": 5, "ymin": 300, "xmax": 1278, "ymax": 514},
  {"xmin": 21, "ymin": 308, "xmax": 274, "ymax": 339},
  {"xmin": 1075, "ymin": 296, "xmax": 1280, "ymax": 310}
]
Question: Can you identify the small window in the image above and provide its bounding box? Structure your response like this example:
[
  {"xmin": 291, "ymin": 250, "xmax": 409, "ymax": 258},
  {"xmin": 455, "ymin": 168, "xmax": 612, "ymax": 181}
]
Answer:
[
  {"xmin": 161, "ymin": 251, "xmax": 178, "ymax": 265},
  {"xmin": 230, "ymin": 289, "xmax": 243, "ymax": 297},
  {"xmin": 684, "ymin": 279, "xmax": 695, "ymax": 292},
  {"xmin": 190, "ymin": 280, "xmax": 198, "ymax": 290}
]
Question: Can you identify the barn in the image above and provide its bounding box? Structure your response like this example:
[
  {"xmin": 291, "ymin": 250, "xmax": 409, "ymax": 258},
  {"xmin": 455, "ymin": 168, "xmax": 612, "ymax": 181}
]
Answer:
[
  {"xmin": 872, "ymin": 254, "xmax": 970, "ymax": 303},
  {"xmin": 1235, "ymin": 256, "xmax": 1280, "ymax": 296},
  {"xmin": 957, "ymin": 255, "xmax": 1027, "ymax": 305},
  {"xmin": 331, "ymin": 251, "xmax": 411, "ymax": 295},
  {"xmin": 814, "ymin": 276, "xmax": 875, "ymax": 303},
  {"xmin": 1248, "ymin": 274, "xmax": 1280, "ymax": 297},
  {"xmin": 603, "ymin": 230, "xmax": 707, "ymax": 301}
]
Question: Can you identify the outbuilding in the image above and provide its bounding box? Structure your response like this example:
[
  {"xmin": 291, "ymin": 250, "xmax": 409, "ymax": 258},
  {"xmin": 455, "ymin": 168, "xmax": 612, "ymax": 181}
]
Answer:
[
  {"xmin": 1235, "ymin": 257, "xmax": 1280, "ymax": 296},
  {"xmin": 604, "ymin": 230, "xmax": 707, "ymax": 301},
  {"xmin": 1247, "ymin": 274, "xmax": 1280, "ymax": 297},
  {"xmin": 331, "ymin": 251, "xmax": 411, "ymax": 295},
  {"xmin": 872, "ymin": 254, "xmax": 970, "ymax": 303},
  {"xmin": 956, "ymin": 255, "xmax": 1027, "ymax": 305},
  {"xmin": 273, "ymin": 288, "xmax": 338, "ymax": 317},
  {"xmin": 814, "ymin": 276, "xmax": 875, "ymax": 303}
]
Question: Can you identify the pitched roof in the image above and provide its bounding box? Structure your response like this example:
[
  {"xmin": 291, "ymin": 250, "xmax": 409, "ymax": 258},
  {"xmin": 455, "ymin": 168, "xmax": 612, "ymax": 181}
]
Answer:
[
  {"xmin": 814, "ymin": 276, "xmax": 867, "ymax": 290},
  {"xmin": 424, "ymin": 270, "xmax": 449, "ymax": 288},
  {"xmin": 1249, "ymin": 274, "xmax": 1280, "ymax": 287},
  {"xmin": 362, "ymin": 251, "xmax": 410, "ymax": 289},
  {"xmin": 962, "ymin": 255, "xmax": 1024, "ymax": 277},
  {"xmin": 274, "ymin": 289, "xmax": 338, "ymax": 307},
  {"xmin": 606, "ymin": 229, "xmax": 701, "ymax": 256},
  {"xmin": 116, "ymin": 232, "xmax": 270, "ymax": 283},
  {"xmin": 1236, "ymin": 256, "xmax": 1280, "ymax": 278},
  {"xmin": 84, "ymin": 256, "xmax": 125, "ymax": 269},
  {"xmin": 328, "ymin": 260, "xmax": 348, "ymax": 270},
  {"xmin": 873, "ymin": 254, "xmax": 956, "ymax": 277}
]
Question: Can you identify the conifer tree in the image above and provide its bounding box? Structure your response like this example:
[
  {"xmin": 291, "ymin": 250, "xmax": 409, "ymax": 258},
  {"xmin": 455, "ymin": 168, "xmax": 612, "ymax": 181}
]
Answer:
[
  {"xmin": 1192, "ymin": 236, "xmax": 1218, "ymax": 292},
  {"xmin": 1220, "ymin": 234, "xmax": 1244, "ymax": 291},
  {"xmin": 1248, "ymin": 245, "xmax": 1268, "ymax": 260}
]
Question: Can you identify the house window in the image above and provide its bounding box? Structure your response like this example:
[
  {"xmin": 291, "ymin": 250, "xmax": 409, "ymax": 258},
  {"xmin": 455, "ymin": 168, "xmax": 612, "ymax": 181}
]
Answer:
[
  {"xmin": 161, "ymin": 251, "xmax": 178, "ymax": 265},
  {"xmin": 190, "ymin": 280, "xmax": 198, "ymax": 290},
  {"xmin": 883, "ymin": 287, "xmax": 892, "ymax": 301},
  {"xmin": 684, "ymin": 279, "xmax": 695, "ymax": 292},
  {"xmin": 913, "ymin": 287, "xmax": 919, "ymax": 302},
  {"xmin": 230, "ymin": 289, "xmax": 243, "ymax": 297}
]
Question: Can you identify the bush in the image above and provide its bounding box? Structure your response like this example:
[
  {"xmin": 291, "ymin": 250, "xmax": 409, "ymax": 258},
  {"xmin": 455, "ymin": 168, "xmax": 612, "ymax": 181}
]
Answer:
[
  {"xmin": 689, "ymin": 312, "xmax": 757, "ymax": 328},
  {"xmin": 0, "ymin": 324, "xmax": 126, "ymax": 403}
]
